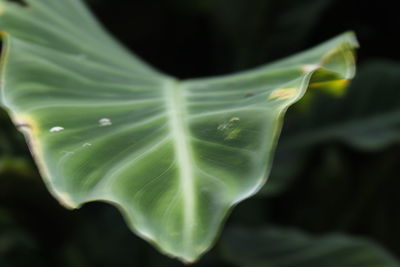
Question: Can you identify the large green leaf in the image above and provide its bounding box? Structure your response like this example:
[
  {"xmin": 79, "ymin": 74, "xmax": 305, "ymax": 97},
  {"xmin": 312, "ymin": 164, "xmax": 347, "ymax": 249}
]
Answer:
[
  {"xmin": 0, "ymin": 0, "xmax": 357, "ymax": 262},
  {"xmin": 221, "ymin": 227, "xmax": 400, "ymax": 267}
]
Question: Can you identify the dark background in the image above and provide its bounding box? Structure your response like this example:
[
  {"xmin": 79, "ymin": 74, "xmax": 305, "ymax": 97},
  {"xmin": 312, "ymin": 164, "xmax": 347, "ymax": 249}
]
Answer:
[{"xmin": 1, "ymin": 0, "xmax": 400, "ymax": 266}]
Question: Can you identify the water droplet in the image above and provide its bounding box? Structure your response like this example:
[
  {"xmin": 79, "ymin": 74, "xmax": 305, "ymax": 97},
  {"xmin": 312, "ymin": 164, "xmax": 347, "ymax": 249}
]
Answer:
[
  {"xmin": 99, "ymin": 118, "xmax": 112, "ymax": 126},
  {"xmin": 225, "ymin": 128, "xmax": 241, "ymax": 140},
  {"xmin": 50, "ymin": 126, "xmax": 64, "ymax": 133}
]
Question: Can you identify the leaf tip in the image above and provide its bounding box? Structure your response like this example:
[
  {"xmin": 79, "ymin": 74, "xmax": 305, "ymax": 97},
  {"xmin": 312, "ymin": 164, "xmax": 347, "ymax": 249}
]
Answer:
[
  {"xmin": 343, "ymin": 30, "xmax": 360, "ymax": 48},
  {"xmin": 176, "ymin": 253, "xmax": 202, "ymax": 265}
]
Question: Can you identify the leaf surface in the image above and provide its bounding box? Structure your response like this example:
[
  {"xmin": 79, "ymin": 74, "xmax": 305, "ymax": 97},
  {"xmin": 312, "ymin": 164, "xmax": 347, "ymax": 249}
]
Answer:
[{"xmin": 0, "ymin": 0, "xmax": 357, "ymax": 262}]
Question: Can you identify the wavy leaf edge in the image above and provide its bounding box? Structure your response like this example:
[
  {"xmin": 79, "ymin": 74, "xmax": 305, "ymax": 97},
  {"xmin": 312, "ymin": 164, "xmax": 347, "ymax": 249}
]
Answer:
[{"xmin": 0, "ymin": 0, "xmax": 358, "ymax": 263}]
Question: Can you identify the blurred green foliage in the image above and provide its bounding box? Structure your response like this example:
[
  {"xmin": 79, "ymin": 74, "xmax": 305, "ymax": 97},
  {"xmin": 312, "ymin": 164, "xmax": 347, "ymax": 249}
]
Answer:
[{"xmin": 1, "ymin": 0, "xmax": 400, "ymax": 266}]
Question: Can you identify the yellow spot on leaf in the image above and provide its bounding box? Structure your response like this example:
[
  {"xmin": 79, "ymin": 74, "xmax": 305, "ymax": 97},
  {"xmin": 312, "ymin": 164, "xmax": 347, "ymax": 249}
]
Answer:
[
  {"xmin": 229, "ymin": 117, "xmax": 240, "ymax": 123},
  {"xmin": 309, "ymin": 79, "xmax": 350, "ymax": 97},
  {"xmin": 269, "ymin": 88, "xmax": 297, "ymax": 100},
  {"xmin": 218, "ymin": 117, "xmax": 242, "ymax": 140},
  {"xmin": 0, "ymin": 5, "xmax": 5, "ymax": 15},
  {"xmin": 12, "ymin": 114, "xmax": 39, "ymax": 136},
  {"xmin": 11, "ymin": 114, "xmax": 77, "ymax": 209},
  {"xmin": 11, "ymin": 114, "xmax": 47, "ymax": 178},
  {"xmin": 225, "ymin": 128, "xmax": 241, "ymax": 140}
]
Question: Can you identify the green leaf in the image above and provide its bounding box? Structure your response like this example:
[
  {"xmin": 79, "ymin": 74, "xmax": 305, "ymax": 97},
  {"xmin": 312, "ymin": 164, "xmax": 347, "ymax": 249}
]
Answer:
[
  {"xmin": 0, "ymin": 0, "xmax": 357, "ymax": 262},
  {"xmin": 221, "ymin": 227, "xmax": 400, "ymax": 267}
]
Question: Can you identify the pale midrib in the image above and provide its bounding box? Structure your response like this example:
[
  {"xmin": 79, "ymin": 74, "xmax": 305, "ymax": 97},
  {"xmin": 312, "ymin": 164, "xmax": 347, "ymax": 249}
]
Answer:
[{"xmin": 164, "ymin": 79, "xmax": 196, "ymax": 252}]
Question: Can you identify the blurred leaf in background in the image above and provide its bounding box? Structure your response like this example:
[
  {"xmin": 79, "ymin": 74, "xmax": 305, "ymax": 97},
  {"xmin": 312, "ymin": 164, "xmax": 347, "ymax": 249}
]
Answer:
[
  {"xmin": 221, "ymin": 227, "xmax": 400, "ymax": 267},
  {"xmin": 1, "ymin": 0, "xmax": 400, "ymax": 266}
]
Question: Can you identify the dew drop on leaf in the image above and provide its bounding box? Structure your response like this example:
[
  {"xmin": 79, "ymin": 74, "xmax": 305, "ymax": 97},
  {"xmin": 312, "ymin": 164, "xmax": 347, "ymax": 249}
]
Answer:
[
  {"xmin": 99, "ymin": 118, "xmax": 112, "ymax": 126},
  {"xmin": 49, "ymin": 126, "xmax": 64, "ymax": 132}
]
